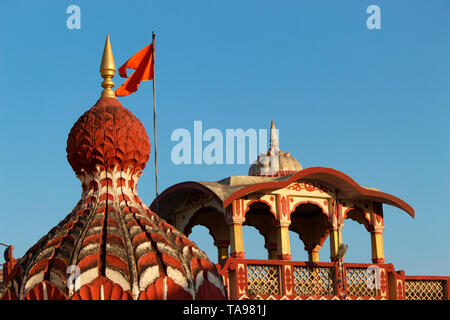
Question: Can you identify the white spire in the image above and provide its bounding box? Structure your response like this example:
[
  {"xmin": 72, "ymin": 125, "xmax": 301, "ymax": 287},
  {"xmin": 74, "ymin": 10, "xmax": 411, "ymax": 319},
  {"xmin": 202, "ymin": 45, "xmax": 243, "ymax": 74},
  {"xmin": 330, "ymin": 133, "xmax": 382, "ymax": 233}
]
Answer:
[
  {"xmin": 270, "ymin": 120, "xmax": 279, "ymax": 152},
  {"xmin": 268, "ymin": 120, "xmax": 280, "ymax": 173}
]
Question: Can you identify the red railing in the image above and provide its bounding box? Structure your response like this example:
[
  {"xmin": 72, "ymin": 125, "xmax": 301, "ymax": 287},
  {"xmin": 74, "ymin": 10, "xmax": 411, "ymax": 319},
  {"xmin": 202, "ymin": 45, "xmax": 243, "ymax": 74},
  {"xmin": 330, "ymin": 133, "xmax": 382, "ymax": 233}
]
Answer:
[
  {"xmin": 216, "ymin": 258, "xmax": 449, "ymax": 300},
  {"xmin": 403, "ymin": 275, "xmax": 450, "ymax": 300}
]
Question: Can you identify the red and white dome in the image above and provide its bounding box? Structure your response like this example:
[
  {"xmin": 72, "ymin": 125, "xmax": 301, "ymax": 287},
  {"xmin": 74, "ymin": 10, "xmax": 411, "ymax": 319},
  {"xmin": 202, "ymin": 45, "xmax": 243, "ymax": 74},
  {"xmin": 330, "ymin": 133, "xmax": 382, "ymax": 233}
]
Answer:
[{"xmin": 0, "ymin": 37, "xmax": 226, "ymax": 300}]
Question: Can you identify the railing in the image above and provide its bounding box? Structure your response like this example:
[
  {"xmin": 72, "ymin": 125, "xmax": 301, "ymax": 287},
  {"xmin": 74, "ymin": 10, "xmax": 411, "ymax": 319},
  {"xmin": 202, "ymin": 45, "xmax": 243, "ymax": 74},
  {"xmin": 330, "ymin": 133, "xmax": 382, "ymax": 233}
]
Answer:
[
  {"xmin": 292, "ymin": 265, "xmax": 335, "ymax": 296},
  {"xmin": 344, "ymin": 266, "xmax": 379, "ymax": 298},
  {"xmin": 247, "ymin": 264, "xmax": 282, "ymax": 296},
  {"xmin": 217, "ymin": 258, "xmax": 450, "ymax": 300},
  {"xmin": 404, "ymin": 276, "xmax": 449, "ymax": 300}
]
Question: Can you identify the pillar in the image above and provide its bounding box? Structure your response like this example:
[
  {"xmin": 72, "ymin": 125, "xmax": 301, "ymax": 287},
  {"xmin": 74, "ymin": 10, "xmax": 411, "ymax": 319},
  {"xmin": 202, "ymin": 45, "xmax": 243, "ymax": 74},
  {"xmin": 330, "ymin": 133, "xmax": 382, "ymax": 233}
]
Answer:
[
  {"xmin": 329, "ymin": 199, "xmax": 343, "ymax": 262},
  {"xmin": 276, "ymin": 222, "xmax": 291, "ymax": 260},
  {"xmin": 306, "ymin": 244, "xmax": 321, "ymax": 263},
  {"xmin": 329, "ymin": 227, "xmax": 342, "ymax": 262},
  {"xmin": 229, "ymin": 222, "xmax": 245, "ymax": 258},
  {"xmin": 370, "ymin": 202, "xmax": 385, "ymax": 264},
  {"xmin": 264, "ymin": 242, "xmax": 278, "ymax": 260},
  {"xmin": 274, "ymin": 195, "xmax": 291, "ymax": 260},
  {"xmin": 371, "ymin": 230, "xmax": 385, "ymax": 263},
  {"xmin": 214, "ymin": 240, "xmax": 230, "ymax": 261}
]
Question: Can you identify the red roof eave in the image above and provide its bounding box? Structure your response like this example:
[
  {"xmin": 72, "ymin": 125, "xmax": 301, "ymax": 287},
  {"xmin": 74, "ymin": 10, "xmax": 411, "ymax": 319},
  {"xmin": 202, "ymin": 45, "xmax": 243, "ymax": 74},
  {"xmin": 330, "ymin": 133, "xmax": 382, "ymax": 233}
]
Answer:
[
  {"xmin": 222, "ymin": 167, "xmax": 415, "ymax": 218},
  {"xmin": 153, "ymin": 167, "xmax": 414, "ymax": 219}
]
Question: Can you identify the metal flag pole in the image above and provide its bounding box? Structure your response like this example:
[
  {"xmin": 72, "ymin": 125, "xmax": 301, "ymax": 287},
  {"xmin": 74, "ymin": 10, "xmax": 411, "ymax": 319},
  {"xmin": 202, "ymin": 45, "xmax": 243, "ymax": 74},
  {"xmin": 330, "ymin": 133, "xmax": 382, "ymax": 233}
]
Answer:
[{"xmin": 152, "ymin": 31, "xmax": 159, "ymax": 215}]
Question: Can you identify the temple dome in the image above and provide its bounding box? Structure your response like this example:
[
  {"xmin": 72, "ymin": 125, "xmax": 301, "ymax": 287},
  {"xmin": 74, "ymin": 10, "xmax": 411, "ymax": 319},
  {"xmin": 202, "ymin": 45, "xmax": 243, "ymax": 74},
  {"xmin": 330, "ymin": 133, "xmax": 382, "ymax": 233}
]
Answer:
[
  {"xmin": 249, "ymin": 121, "xmax": 302, "ymax": 176},
  {"xmin": 249, "ymin": 151, "xmax": 302, "ymax": 176},
  {"xmin": 0, "ymin": 36, "xmax": 225, "ymax": 300},
  {"xmin": 67, "ymin": 97, "xmax": 150, "ymax": 177}
]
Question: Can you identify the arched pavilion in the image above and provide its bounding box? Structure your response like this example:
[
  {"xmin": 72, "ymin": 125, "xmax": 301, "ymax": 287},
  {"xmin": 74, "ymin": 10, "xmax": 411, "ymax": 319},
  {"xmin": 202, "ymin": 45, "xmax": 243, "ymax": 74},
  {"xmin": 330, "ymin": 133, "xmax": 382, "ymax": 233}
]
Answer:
[
  {"xmin": 150, "ymin": 122, "xmax": 445, "ymax": 300},
  {"xmin": 152, "ymin": 122, "xmax": 414, "ymax": 266}
]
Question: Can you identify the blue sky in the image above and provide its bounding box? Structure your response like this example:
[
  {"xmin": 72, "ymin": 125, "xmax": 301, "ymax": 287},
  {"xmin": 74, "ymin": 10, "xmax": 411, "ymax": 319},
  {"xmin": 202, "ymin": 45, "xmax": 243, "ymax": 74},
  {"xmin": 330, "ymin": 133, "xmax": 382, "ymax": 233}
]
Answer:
[{"xmin": 0, "ymin": 0, "xmax": 449, "ymax": 276}]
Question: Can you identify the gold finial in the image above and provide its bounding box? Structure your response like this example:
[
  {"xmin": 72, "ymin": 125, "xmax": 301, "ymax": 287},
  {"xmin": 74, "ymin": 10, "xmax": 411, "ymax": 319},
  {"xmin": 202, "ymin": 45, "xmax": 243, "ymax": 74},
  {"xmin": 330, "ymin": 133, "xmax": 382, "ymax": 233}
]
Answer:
[{"xmin": 100, "ymin": 35, "xmax": 116, "ymax": 98}]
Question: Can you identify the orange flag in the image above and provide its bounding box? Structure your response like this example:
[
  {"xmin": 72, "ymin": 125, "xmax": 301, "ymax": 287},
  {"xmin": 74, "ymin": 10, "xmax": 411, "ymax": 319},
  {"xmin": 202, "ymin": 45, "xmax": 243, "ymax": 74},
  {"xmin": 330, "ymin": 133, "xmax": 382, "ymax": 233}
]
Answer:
[{"xmin": 115, "ymin": 43, "xmax": 154, "ymax": 96}]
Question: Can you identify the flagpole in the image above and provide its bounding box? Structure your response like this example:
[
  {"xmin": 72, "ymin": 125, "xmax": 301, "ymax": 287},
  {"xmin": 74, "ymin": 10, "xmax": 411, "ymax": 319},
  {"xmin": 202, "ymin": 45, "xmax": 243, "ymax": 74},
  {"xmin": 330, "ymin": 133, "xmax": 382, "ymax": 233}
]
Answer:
[{"xmin": 152, "ymin": 31, "xmax": 159, "ymax": 215}]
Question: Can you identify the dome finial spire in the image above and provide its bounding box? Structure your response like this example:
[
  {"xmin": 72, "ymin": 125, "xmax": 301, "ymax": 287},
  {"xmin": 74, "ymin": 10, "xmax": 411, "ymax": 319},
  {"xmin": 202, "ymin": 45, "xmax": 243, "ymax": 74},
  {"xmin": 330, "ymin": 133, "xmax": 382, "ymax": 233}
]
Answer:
[
  {"xmin": 100, "ymin": 35, "xmax": 116, "ymax": 98},
  {"xmin": 270, "ymin": 120, "xmax": 279, "ymax": 151}
]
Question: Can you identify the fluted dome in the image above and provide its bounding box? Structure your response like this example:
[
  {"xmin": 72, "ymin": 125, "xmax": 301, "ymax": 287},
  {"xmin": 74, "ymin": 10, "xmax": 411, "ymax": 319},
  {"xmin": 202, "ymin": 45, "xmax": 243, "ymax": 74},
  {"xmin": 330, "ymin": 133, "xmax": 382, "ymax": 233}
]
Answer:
[
  {"xmin": 67, "ymin": 97, "xmax": 150, "ymax": 177},
  {"xmin": 0, "ymin": 37, "xmax": 225, "ymax": 301},
  {"xmin": 249, "ymin": 121, "xmax": 302, "ymax": 176},
  {"xmin": 0, "ymin": 96, "xmax": 225, "ymax": 300}
]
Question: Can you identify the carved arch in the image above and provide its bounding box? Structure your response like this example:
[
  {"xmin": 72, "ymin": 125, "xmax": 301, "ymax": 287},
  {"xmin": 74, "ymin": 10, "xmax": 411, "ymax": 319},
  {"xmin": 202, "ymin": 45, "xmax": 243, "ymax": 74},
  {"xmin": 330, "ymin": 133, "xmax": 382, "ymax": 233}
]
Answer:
[
  {"xmin": 183, "ymin": 206, "xmax": 229, "ymax": 243},
  {"xmin": 243, "ymin": 199, "xmax": 277, "ymax": 220},
  {"xmin": 289, "ymin": 202, "xmax": 330, "ymax": 254},
  {"xmin": 343, "ymin": 208, "xmax": 371, "ymax": 232},
  {"xmin": 288, "ymin": 199, "xmax": 329, "ymax": 220},
  {"xmin": 243, "ymin": 201, "xmax": 277, "ymax": 252}
]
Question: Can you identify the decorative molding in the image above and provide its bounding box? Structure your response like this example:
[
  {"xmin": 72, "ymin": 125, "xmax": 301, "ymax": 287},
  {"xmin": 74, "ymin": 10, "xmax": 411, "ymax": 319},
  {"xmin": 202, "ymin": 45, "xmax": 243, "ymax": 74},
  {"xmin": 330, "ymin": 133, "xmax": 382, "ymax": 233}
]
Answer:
[
  {"xmin": 183, "ymin": 192, "xmax": 211, "ymax": 209},
  {"xmin": 286, "ymin": 182, "xmax": 330, "ymax": 194},
  {"xmin": 288, "ymin": 198, "xmax": 329, "ymax": 220}
]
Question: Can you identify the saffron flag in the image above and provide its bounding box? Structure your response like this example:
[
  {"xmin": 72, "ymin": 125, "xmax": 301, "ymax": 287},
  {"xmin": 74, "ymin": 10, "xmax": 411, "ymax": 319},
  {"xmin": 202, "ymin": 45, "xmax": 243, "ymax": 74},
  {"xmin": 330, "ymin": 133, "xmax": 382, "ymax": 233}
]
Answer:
[{"xmin": 115, "ymin": 43, "xmax": 154, "ymax": 96}]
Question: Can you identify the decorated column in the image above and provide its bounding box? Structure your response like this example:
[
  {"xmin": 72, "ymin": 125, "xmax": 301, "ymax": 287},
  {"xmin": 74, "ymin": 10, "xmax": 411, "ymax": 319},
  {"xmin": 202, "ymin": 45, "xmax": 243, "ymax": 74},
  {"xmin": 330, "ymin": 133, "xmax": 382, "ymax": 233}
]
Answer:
[
  {"xmin": 226, "ymin": 199, "xmax": 246, "ymax": 258},
  {"xmin": 214, "ymin": 240, "xmax": 230, "ymax": 261},
  {"xmin": 275, "ymin": 195, "xmax": 291, "ymax": 260},
  {"xmin": 329, "ymin": 227, "xmax": 343, "ymax": 261},
  {"xmin": 306, "ymin": 244, "xmax": 321, "ymax": 263},
  {"xmin": 264, "ymin": 225, "xmax": 278, "ymax": 260},
  {"xmin": 275, "ymin": 222, "xmax": 291, "ymax": 260},
  {"xmin": 265, "ymin": 242, "xmax": 278, "ymax": 260},
  {"xmin": 370, "ymin": 202, "xmax": 385, "ymax": 264},
  {"xmin": 229, "ymin": 223, "xmax": 244, "ymax": 258},
  {"xmin": 329, "ymin": 199, "xmax": 343, "ymax": 262},
  {"xmin": 212, "ymin": 217, "xmax": 231, "ymax": 262}
]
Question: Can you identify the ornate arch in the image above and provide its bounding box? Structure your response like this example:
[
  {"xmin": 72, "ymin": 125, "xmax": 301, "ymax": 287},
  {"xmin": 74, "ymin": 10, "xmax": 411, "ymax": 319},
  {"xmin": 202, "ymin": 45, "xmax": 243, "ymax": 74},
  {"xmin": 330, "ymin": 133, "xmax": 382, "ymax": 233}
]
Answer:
[
  {"xmin": 244, "ymin": 201, "xmax": 277, "ymax": 238},
  {"xmin": 183, "ymin": 206, "xmax": 228, "ymax": 243},
  {"xmin": 343, "ymin": 208, "xmax": 371, "ymax": 232},
  {"xmin": 243, "ymin": 199, "xmax": 277, "ymax": 220},
  {"xmin": 289, "ymin": 202, "xmax": 331, "ymax": 255},
  {"xmin": 288, "ymin": 199, "xmax": 329, "ymax": 220}
]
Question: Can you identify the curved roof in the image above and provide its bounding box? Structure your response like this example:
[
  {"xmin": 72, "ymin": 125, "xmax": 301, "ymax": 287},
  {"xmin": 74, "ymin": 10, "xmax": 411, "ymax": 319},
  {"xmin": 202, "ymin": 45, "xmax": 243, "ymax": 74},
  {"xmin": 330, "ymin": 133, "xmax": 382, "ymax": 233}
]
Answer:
[{"xmin": 151, "ymin": 167, "xmax": 414, "ymax": 219}]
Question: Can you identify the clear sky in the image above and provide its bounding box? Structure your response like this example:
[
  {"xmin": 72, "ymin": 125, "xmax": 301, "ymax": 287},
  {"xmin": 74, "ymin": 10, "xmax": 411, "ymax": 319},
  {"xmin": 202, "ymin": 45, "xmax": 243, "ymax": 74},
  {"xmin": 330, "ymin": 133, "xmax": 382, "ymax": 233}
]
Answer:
[{"xmin": 0, "ymin": 0, "xmax": 449, "ymax": 276}]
